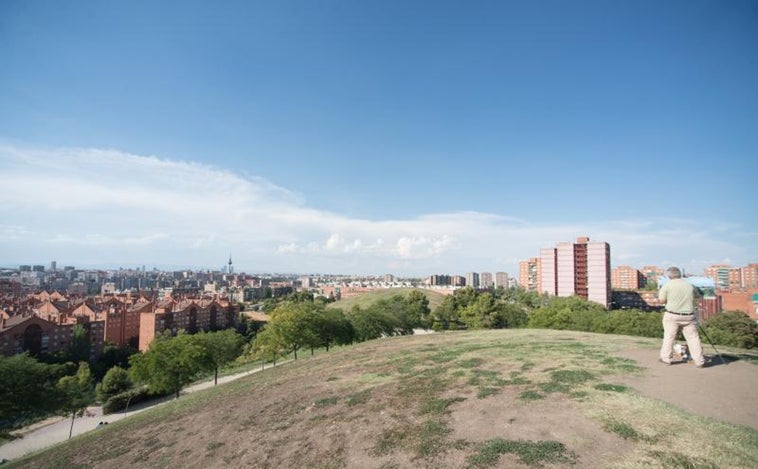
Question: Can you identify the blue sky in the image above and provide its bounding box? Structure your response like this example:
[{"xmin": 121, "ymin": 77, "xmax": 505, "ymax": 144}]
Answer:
[{"xmin": 1, "ymin": 0, "xmax": 756, "ymax": 277}]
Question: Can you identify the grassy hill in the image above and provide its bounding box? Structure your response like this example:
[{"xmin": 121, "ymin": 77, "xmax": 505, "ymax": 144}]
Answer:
[
  {"xmin": 8, "ymin": 330, "xmax": 758, "ymax": 468},
  {"xmin": 331, "ymin": 287, "xmax": 447, "ymax": 312}
]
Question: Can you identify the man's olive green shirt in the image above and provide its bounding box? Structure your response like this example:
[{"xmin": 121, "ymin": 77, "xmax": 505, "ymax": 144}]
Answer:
[{"xmin": 658, "ymin": 278, "xmax": 697, "ymax": 314}]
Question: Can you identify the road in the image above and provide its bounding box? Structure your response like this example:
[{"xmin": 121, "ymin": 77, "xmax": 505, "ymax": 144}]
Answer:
[{"xmin": 0, "ymin": 360, "xmax": 284, "ymax": 462}]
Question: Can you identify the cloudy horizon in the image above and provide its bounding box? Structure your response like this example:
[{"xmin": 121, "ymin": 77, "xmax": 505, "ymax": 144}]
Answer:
[{"xmin": 1, "ymin": 143, "xmax": 752, "ymax": 277}]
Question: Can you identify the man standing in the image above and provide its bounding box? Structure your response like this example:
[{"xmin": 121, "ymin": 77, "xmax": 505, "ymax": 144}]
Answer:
[{"xmin": 658, "ymin": 267, "xmax": 706, "ymax": 367}]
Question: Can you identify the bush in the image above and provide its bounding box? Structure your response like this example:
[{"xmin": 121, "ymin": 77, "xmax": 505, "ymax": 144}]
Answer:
[
  {"xmin": 702, "ymin": 311, "xmax": 758, "ymax": 349},
  {"xmin": 96, "ymin": 366, "xmax": 132, "ymax": 402},
  {"xmin": 102, "ymin": 387, "xmax": 153, "ymax": 415}
]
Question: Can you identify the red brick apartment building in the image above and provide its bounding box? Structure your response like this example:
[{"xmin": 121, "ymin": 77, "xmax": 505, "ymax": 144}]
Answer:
[
  {"xmin": 704, "ymin": 263, "xmax": 758, "ymax": 291},
  {"xmin": 0, "ymin": 314, "xmax": 104, "ymax": 359},
  {"xmin": 719, "ymin": 290, "xmax": 758, "ymax": 320},
  {"xmin": 139, "ymin": 298, "xmax": 237, "ymax": 351},
  {"xmin": 611, "ymin": 266, "xmax": 644, "ymax": 290},
  {"xmin": 1, "ymin": 290, "xmax": 238, "ymax": 356}
]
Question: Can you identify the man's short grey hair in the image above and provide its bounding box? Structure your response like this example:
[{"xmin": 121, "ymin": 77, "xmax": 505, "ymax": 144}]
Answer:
[{"xmin": 666, "ymin": 267, "xmax": 682, "ymax": 279}]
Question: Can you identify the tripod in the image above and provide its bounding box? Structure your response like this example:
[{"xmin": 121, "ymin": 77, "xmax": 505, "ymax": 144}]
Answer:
[{"xmin": 695, "ymin": 308, "xmax": 727, "ymax": 365}]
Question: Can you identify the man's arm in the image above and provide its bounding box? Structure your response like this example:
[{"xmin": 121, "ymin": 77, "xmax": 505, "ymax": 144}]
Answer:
[{"xmin": 658, "ymin": 283, "xmax": 668, "ymax": 302}]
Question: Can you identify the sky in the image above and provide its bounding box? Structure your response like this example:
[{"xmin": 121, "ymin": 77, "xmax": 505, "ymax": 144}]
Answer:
[{"xmin": 0, "ymin": 0, "xmax": 756, "ymax": 277}]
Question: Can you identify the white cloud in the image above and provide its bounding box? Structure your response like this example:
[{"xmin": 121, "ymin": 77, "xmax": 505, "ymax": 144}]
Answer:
[{"xmin": 0, "ymin": 143, "xmax": 754, "ymax": 276}]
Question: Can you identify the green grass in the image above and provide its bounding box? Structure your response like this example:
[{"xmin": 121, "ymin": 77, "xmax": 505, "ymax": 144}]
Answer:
[
  {"xmin": 603, "ymin": 419, "xmax": 647, "ymax": 441},
  {"xmin": 467, "ymin": 438, "xmax": 576, "ymax": 468},
  {"xmin": 519, "ymin": 390, "xmax": 545, "ymax": 401},
  {"xmin": 314, "ymin": 396, "xmax": 339, "ymax": 407},
  {"xmin": 594, "ymin": 383, "xmax": 630, "ymax": 393},
  {"xmin": 647, "ymin": 450, "xmax": 720, "ymax": 469}
]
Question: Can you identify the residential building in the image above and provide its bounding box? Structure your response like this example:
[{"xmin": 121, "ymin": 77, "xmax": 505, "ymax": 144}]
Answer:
[
  {"xmin": 705, "ymin": 264, "xmax": 742, "ymax": 291},
  {"xmin": 611, "ymin": 266, "xmax": 643, "ymax": 290},
  {"xmin": 428, "ymin": 275, "xmax": 451, "ymax": 286},
  {"xmin": 539, "ymin": 248, "xmax": 557, "ymax": 296},
  {"xmin": 641, "ymin": 265, "xmax": 664, "ymax": 287},
  {"xmin": 465, "ymin": 272, "xmax": 480, "ymax": 289},
  {"xmin": 518, "ymin": 258, "xmax": 541, "ymax": 292},
  {"xmin": 0, "ymin": 314, "xmax": 104, "ymax": 358},
  {"xmin": 742, "ymin": 264, "xmax": 758, "ymax": 289},
  {"xmin": 494, "ymin": 272, "xmax": 508, "ymax": 289},
  {"xmin": 719, "ymin": 290, "xmax": 758, "ymax": 320},
  {"xmin": 139, "ymin": 298, "xmax": 237, "ymax": 351},
  {"xmin": 479, "ymin": 272, "xmax": 493, "ymax": 289},
  {"xmin": 540, "ymin": 236, "xmax": 611, "ymax": 308}
]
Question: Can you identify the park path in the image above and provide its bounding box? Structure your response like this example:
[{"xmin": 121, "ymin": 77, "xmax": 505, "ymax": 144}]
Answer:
[{"xmin": 0, "ymin": 360, "xmax": 287, "ymax": 462}]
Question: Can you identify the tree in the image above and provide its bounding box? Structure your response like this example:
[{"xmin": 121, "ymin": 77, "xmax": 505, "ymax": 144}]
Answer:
[
  {"xmin": 0, "ymin": 353, "xmax": 66, "ymax": 426},
  {"xmin": 348, "ymin": 304, "xmax": 399, "ymax": 341},
  {"xmin": 404, "ymin": 290, "xmax": 432, "ymax": 329},
  {"xmin": 193, "ymin": 329, "xmax": 245, "ymax": 385},
  {"xmin": 431, "ymin": 295, "xmax": 462, "ymax": 331},
  {"xmin": 498, "ymin": 302, "xmax": 529, "ymax": 329},
  {"xmin": 265, "ymin": 303, "xmax": 320, "ymax": 359},
  {"xmin": 129, "ymin": 332, "xmax": 206, "ymax": 399},
  {"xmin": 249, "ymin": 326, "xmax": 287, "ymax": 365},
  {"xmin": 314, "ymin": 308, "xmax": 355, "ymax": 351},
  {"xmin": 379, "ymin": 296, "xmax": 415, "ymax": 335},
  {"xmin": 460, "ymin": 293, "xmax": 507, "ymax": 329},
  {"xmin": 57, "ymin": 362, "xmax": 95, "ymax": 439},
  {"xmin": 68, "ymin": 324, "xmax": 91, "ymax": 363},
  {"xmin": 96, "ymin": 366, "xmax": 132, "ymax": 402},
  {"xmin": 91, "ymin": 343, "xmax": 139, "ymax": 381}
]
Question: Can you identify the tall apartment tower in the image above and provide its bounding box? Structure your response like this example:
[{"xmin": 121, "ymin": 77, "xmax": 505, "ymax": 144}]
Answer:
[
  {"xmin": 518, "ymin": 258, "xmax": 541, "ymax": 292},
  {"xmin": 540, "ymin": 236, "xmax": 611, "ymax": 308},
  {"xmin": 465, "ymin": 272, "xmax": 480, "ymax": 289},
  {"xmin": 479, "ymin": 272, "xmax": 493, "ymax": 289},
  {"xmin": 742, "ymin": 264, "xmax": 758, "ymax": 289},
  {"xmin": 494, "ymin": 272, "xmax": 509, "ymax": 289}
]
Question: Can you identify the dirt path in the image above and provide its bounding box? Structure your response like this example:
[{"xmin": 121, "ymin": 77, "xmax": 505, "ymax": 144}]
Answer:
[{"xmin": 614, "ymin": 347, "xmax": 758, "ymax": 430}]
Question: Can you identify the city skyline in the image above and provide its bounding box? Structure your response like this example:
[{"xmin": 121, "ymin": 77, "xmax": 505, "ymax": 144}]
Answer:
[{"xmin": 1, "ymin": 1, "xmax": 756, "ymax": 277}]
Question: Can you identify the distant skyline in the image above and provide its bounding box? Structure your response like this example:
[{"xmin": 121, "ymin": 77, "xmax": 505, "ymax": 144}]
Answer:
[{"xmin": 1, "ymin": 1, "xmax": 756, "ymax": 277}]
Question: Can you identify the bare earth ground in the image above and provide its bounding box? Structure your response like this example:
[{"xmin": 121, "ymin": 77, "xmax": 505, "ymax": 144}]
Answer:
[
  {"xmin": 613, "ymin": 347, "xmax": 757, "ymax": 430},
  {"xmin": 4, "ymin": 332, "xmax": 758, "ymax": 469}
]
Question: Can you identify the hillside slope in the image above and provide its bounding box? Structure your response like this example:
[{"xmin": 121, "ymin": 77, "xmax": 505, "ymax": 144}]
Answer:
[{"xmin": 9, "ymin": 330, "xmax": 758, "ymax": 469}]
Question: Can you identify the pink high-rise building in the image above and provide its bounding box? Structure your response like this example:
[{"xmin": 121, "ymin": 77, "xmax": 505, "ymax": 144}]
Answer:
[
  {"xmin": 518, "ymin": 258, "xmax": 541, "ymax": 292},
  {"xmin": 540, "ymin": 236, "xmax": 611, "ymax": 308}
]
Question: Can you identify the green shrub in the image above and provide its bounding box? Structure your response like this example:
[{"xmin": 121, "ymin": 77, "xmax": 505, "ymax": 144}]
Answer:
[
  {"xmin": 102, "ymin": 387, "xmax": 153, "ymax": 414},
  {"xmin": 702, "ymin": 311, "xmax": 758, "ymax": 349},
  {"xmin": 96, "ymin": 366, "xmax": 132, "ymax": 402}
]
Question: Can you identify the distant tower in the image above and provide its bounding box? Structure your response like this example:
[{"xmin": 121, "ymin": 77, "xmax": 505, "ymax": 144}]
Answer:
[{"xmin": 228, "ymin": 254, "xmax": 233, "ymax": 275}]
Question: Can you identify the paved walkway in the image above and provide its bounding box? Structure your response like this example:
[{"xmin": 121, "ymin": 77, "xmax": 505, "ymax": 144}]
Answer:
[{"xmin": 0, "ymin": 360, "xmax": 286, "ymax": 462}]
